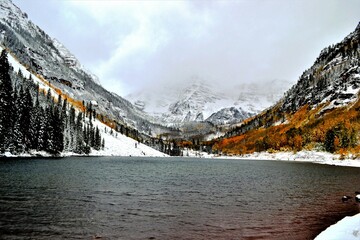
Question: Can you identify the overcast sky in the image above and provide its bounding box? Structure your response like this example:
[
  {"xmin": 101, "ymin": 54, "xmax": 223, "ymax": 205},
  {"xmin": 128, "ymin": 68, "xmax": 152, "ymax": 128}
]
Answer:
[{"xmin": 12, "ymin": 0, "xmax": 360, "ymax": 96}]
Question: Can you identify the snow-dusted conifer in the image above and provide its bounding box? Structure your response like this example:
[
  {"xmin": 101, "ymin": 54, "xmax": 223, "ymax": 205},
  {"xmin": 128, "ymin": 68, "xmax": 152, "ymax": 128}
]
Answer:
[
  {"xmin": 29, "ymin": 90, "xmax": 41, "ymax": 150},
  {"xmin": 0, "ymin": 50, "xmax": 14, "ymax": 152}
]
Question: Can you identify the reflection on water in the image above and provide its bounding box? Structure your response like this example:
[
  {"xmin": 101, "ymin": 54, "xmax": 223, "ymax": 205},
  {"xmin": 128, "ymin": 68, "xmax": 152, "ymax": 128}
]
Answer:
[{"xmin": 0, "ymin": 157, "xmax": 359, "ymax": 239}]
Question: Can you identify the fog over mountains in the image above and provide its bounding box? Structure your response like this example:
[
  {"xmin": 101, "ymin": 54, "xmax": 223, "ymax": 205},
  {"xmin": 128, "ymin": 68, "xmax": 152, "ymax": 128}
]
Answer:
[{"xmin": 127, "ymin": 77, "xmax": 292, "ymax": 125}]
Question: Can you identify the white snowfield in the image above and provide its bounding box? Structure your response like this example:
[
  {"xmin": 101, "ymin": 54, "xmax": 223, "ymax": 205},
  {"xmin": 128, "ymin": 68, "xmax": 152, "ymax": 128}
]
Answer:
[
  {"xmin": 88, "ymin": 119, "xmax": 168, "ymax": 157},
  {"xmin": 185, "ymin": 149, "xmax": 360, "ymax": 168},
  {"xmin": 241, "ymin": 151, "xmax": 360, "ymax": 168},
  {"xmin": 314, "ymin": 213, "xmax": 360, "ymax": 240}
]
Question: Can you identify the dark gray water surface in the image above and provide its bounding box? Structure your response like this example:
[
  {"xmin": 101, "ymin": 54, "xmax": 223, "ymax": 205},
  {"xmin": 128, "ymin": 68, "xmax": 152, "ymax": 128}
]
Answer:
[{"xmin": 0, "ymin": 157, "xmax": 360, "ymax": 240}]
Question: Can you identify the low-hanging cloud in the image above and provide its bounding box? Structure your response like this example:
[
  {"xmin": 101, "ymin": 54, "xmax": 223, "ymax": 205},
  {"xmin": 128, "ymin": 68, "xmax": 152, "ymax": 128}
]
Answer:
[{"xmin": 12, "ymin": 0, "xmax": 360, "ymax": 96}]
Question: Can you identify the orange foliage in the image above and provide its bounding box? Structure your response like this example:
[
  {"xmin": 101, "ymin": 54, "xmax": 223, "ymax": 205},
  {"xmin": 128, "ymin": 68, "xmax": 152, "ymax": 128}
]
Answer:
[
  {"xmin": 293, "ymin": 135, "xmax": 303, "ymax": 151},
  {"xmin": 214, "ymin": 98, "xmax": 360, "ymax": 156}
]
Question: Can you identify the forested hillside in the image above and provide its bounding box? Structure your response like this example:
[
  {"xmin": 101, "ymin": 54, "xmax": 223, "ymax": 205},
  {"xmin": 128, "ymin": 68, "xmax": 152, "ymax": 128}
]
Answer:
[
  {"xmin": 0, "ymin": 49, "xmax": 103, "ymax": 155},
  {"xmin": 211, "ymin": 23, "xmax": 360, "ymax": 158}
]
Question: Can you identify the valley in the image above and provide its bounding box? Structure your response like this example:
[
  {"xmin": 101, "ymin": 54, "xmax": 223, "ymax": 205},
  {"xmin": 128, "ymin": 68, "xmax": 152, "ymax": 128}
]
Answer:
[{"xmin": 1, "ymin": 1, "xmax": 360, "ymax": 239}]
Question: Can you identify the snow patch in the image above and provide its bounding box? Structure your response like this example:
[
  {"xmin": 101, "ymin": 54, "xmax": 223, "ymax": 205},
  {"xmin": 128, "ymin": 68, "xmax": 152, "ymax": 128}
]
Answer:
[
  {"xmin": 89, "ymin": 118, "xmax": 168, "ymax": 157},
  {"xmin": 314, "ymin": 213, "xmax": 360, "ymax": 240},
  {"xmin": 184, "ymin": 150, "xmax": 360, "ymax": 168}
]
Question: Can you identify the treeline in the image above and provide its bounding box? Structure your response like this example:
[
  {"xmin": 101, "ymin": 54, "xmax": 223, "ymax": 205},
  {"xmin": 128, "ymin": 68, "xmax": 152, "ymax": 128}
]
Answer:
[
  {"xmin": 145, "ymin": 138, "xmax": 182, "ymax": 156},
  {"xmin": 0, "ymin": 50, "xmax": 103, "ymax": 155}
]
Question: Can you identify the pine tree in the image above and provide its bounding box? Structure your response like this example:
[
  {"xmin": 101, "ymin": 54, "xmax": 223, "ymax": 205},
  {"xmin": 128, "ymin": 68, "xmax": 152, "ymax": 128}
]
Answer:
[
  {"xmin": 61, "ymin": 98, "xmax": 67, "ymax": 128},
  {"xmin": 44, "ymin": 105, "xmax": 55, "ymax": 153},
  {"xmin": 64, "ymin": 106, "xmax": 76, "ymax": 152},
  {"xmin": 29, "ymin": 90, "xmax": 41, "ymax": 150},
  {"xmin": 94, "ymin": 126, "xmax": 101, "ymax": 150},
  {"xmin": 0, "ymin": 50, "xmax": 14, "ymax": 152},
  {"xmin": 75, "ymin": 112, "xmax": 84, "ymax": 153},
  {"xmin": 101, "ymin": 138, "xmax": 105, "ymax": 150},
  {"xmin": 21, "ymin": 87, "xmax": 33, "ymax": 150},
  {"xmin": 12, "ymin": 86, "xmax": 25, "ymax": 153},
  {"xmin": 325, "ymin": 129, "xmax": 336, "ymax": 153},
  {"xmin": 52, "ymin": 105, "xmax": 64, "ymax": 154}
]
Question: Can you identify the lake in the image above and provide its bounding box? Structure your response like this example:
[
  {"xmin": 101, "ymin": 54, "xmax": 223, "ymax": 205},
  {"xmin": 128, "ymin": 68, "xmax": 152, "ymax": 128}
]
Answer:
[{"xmin": 0, "ymin": 157, "xmax": 359, "ymax": 239}]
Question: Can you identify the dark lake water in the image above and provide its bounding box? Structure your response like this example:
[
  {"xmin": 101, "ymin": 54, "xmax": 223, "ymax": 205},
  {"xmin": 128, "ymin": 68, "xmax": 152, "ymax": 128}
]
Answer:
[{"xmin": 0, "ymin": 157, "xmax": 360, "ymax": 240}]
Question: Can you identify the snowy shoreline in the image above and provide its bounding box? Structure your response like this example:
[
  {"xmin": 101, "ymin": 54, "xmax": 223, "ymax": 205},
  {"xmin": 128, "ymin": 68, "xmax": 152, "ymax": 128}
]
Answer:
[
  {"xmin": 314, "ymin": 213, "xmax": 360, "ymax": 240},
  {"xmin": 184, "ymin": 149, "xmax": 360, "ymax": 168},
  {"xmin": 2, "ymin": 149, "xmax": 360, "ymax": 169}
]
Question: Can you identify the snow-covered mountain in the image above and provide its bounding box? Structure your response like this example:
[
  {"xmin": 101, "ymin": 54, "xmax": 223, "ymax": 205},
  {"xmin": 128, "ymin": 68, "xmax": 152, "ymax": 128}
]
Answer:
[
  {"xmin": 0, "ymin": 0, "xmax": 173, "ymax": 138},
  {"xmin": 281, "ymin": 23, "xmax": 360, "ymax": 113},
  {"xmin": 127, "ymin": 78, "xmax": 292, "ymax": 125},
  {"xmin": 0, "ymin": 0, "xmax": 168, "ymax": 157}
]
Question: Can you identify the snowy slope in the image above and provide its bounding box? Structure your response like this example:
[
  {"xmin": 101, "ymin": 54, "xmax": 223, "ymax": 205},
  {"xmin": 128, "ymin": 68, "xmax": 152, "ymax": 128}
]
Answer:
[
  {"xmin": 90, "ymin": 120, "xmax": 167, "ymax": 157},
  {"xmin": 1, "ymin": 45, "xmax": 166, "ymax": 157}
]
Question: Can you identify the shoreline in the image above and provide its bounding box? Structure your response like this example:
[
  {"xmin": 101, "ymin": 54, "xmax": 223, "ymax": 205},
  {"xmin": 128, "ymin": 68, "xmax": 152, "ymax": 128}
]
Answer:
[
  {"xmin": 185, "ymin": 149, "xmax": 360, "ymax": 168},
  {"xmin": 2, "ymin": 150, "xmax": 360, "ymax": 168},
  {"xmin": 315, "ymin": 213, "xmax": 360, "ymax": 240}
]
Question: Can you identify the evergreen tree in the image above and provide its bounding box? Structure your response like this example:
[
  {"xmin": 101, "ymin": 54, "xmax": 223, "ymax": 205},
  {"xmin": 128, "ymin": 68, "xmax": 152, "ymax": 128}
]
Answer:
[
  {"xmin": 75, "ymin": 112, "xmax": 84, "ymax": 153},
  {"xmin": 52, "ymin": 105, "xmax": 64, "ymax": 154},
  {"xmin": 64, "ymin": 106, "xmax": 76, "ymax": 152},
  {"xmin": 325, "ymin": 129, "xmax": 336, "ymax": 153},
  {"xmin": 37, "ymin": 107, "xmax": 46, "ymax": 151},
  {"xmin": 21, "ymin": 87, "xmax": 33, "ymax": 150},
  {"xmin": 12, "ymin": 86, "xmax": 25, "ymax": 153},
  {"xmin": 44, "ymin": 105, "xmax": 55, "ymax": 153},
  {"xmin": 61, "ymin": 98, "xmax": 67, "ymax": 128},
  {"xmin": 94, "ymin": 126, "xmax": 101, "ymax": 150},
  {"xmin": 29, "ymin": 89, "xmax": 41, "ymax": 150},
  {"xmin": 0, "ymin": 50, "xmax": 14, "ymax": 152},
  {"xmin": 0, "ymin": 49, "xmax": 104, "ymax": 155}
]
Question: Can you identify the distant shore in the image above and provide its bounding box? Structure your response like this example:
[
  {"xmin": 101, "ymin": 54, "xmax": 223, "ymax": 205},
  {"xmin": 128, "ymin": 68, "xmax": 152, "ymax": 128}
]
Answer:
[
  {"xmin": 2, "ymin": 149, "xmax": 360, "ymax": 169},
  {"xmin": 184, "ymin": 149, "xmax": 360, "ymax": 168}
]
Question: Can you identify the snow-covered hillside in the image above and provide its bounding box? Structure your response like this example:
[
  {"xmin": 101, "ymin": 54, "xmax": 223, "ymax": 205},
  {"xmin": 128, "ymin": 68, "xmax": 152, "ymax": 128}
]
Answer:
[
  {"xmin": 281, "ymin": 23, "xmax": 360, "ymax": 113},
  {"xmin": 0, "ymin": 44, "xmax": 166, "ymax": 157},
  {"xmin": 127, "ymin": 78, "xmax": 292, "ymax": 125},
  {"xmin": 0, "ymin": 0, "xmax": 173, "ymax": 138},
  {"xmin": 90, "ymin": 120, "xmax": 167, "ymax": 157}
]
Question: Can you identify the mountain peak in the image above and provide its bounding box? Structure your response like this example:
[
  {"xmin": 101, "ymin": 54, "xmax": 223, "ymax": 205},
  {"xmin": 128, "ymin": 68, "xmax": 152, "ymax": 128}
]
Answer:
[{"xmin": 355, "ymin": 21, "xmax": 360, "ymax": 32}]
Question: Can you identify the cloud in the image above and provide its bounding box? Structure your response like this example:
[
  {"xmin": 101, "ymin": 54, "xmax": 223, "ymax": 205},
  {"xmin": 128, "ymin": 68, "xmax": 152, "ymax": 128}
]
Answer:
[
  {"xmin": 64, "ymin": 0, "xmax": 217, "ymax": 94},
  {"xmin": 12, "ymin": 0, "xmax": 360, "ymax": 96}
]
